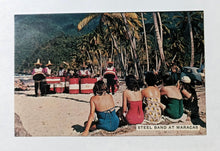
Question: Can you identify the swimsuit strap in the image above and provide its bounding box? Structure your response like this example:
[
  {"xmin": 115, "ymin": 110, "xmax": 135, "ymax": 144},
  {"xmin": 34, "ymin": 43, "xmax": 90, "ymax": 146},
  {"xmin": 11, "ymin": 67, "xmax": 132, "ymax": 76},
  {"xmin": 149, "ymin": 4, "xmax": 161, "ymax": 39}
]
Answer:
[
  {"xmin": 144, "ymin": 98, "xmax": 160, "ymax": 104},
  {"xmin": 97, "ymin": 107, "xmax": 115, "ymax": 113},
  {"xmin": 146, "ymin": 97, "xmax": 159, "ymax": 101},
  {"xmin": 167, "ymin": 97, "xmax": 183, "ymax": 101},
  {"xmin": 128, "ymin": 100, "xmax": 142, "ymax": 103}
]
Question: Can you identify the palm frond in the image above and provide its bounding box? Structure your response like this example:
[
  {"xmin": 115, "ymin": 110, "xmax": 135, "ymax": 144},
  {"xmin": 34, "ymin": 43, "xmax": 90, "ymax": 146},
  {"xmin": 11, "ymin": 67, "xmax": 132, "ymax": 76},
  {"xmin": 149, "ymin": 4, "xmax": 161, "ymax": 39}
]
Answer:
[
  {"xmin": 127, "ymin": 20, "xmax": 136, "ymax": 29},
  {"xmin": 125, "ymin": 13, "xmax": 139, "ymax": 19},
  {"xmin": 163, "ymin": 25, "xmax": 170, "ymax": 34},
  {"xmin": 133, "ymin": 19, "xmax": 143, "ymax": 27},
  {"xmin": 173, "ymin": 15, "xmax": 183, "ymax": 19},
  {"xmin": 107, "ymin": 12, "xmax": 139, "ymax": 20},
  {"xmin": 96, "ymin": 34, "xmax": 101, "ymax": 45},
  {"xmin": 134, "ymin": 30, "xmax": 140, "ymax": 40},
  {"xmin": 77, "ymin": 14, "xmax": 99, "ymax": 31},
  {"xmin": 105, "ymin": 13, "xmax": 122, "ymax": 19}
]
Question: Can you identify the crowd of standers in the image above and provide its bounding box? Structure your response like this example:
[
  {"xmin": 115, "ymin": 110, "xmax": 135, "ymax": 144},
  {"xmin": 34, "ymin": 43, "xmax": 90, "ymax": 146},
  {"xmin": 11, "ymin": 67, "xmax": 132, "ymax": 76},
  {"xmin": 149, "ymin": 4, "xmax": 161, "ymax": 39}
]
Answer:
[{"xmin": 30, "ymin": 58, "xmax": 119, "ymax": 97}]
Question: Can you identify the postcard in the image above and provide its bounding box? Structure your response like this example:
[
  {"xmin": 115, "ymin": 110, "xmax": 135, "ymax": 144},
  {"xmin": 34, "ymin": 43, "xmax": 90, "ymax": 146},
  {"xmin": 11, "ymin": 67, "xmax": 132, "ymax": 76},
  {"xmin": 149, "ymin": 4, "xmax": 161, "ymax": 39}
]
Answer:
[{"xmin": 14, "ymin": 11, "xmax": 206, "ymax": 137}]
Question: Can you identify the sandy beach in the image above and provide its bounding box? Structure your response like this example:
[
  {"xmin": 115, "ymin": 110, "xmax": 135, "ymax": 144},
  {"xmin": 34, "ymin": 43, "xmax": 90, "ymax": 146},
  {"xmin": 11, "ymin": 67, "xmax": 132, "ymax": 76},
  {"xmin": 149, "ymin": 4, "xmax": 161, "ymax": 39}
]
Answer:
[{"xmin": 14, "ymin": 80, "xmax": 206, "ymax": 136}]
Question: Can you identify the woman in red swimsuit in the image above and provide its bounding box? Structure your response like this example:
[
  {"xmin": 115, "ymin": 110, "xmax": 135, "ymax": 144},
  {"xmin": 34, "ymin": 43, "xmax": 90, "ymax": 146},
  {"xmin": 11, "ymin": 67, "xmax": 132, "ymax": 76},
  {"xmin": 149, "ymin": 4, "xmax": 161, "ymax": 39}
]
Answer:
[{"xmin": 122, "ymin": 75, "xmax": 144, "ymax": 125}]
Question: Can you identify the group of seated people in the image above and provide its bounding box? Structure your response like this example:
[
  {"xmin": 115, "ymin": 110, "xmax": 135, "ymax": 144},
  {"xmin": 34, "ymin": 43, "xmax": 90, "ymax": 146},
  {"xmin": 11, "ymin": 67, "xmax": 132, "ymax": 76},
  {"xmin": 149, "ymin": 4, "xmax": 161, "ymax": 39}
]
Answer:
[
  {"xmin": 14, "ymin": 79, "xmax": 29, "ymax": 91},
  {"xmin": 82, "ymin": 72, "xmax": 197, "ymax": 136}
]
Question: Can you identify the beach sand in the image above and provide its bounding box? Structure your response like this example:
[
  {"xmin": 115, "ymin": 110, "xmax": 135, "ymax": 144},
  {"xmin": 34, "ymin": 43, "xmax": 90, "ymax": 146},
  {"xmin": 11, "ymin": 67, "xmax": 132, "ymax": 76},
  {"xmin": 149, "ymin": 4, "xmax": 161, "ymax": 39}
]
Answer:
[{"xmin": 14, "ymin": 81, "xmax": 206, "ymax": 136}]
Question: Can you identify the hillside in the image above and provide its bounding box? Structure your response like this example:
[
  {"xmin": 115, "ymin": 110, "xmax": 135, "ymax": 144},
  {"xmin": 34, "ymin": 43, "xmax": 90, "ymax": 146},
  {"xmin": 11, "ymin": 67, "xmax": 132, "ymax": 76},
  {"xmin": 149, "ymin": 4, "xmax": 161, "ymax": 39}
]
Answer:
[{"xmin": 15, "ymin": 13, "xmax": 99, "ymax": 73}]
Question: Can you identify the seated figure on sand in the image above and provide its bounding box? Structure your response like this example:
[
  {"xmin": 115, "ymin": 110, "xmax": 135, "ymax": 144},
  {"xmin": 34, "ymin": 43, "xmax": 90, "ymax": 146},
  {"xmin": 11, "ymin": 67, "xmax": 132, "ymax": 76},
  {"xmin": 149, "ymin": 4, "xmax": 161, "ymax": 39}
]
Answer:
[
  {"xmin": 82, "ymin": 80, "xmax": 119, "ymax": 136},
  {"xmin": 142, "ymin": 72, "xmax": 165, "ymax": 123},
  {"xmin": 178, "ymin": 76, "xmax": 199, "ymax": 119},
  {"xmin": 160, "ymin": 73, "xmax": 184, "ymax": 119},
  {"xmin": 122, "ymin": 75, "xmax": 144, "ymax": 125},
  {"xmin": 14, "ymin": 79, "xmax": 29, "ymax": 91}
]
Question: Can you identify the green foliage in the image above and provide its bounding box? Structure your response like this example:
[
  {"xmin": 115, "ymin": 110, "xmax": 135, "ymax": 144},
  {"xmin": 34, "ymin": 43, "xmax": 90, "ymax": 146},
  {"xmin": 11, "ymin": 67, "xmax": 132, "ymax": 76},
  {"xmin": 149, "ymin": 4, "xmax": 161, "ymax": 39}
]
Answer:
[
  {"xmin": 15, "ymin": 11, "xmax": 204, "ymax": 74},
  {"xmin": 15, "ymin": 14, "xmax": 97, "ymax": 73},
  {"xmin": 18, "ymin": 35, "xmax": 83, "ymax": 73}
]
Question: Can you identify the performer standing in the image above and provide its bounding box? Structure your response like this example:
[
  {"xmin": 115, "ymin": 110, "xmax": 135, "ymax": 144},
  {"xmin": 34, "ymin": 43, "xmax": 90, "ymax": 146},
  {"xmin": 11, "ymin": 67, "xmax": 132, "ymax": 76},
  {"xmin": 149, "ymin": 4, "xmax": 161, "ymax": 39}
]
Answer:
[
  {"xmin": 44, "ymin": 60, "xmax": 53, "ymax": 94},
  {"xmin": 44, "ymin": 60, "xmax": 53, "ymax": 77},
  {"xmin": 104, "ymin": 59, "xmax": 118, "ymax": 95},
  {"xmin": 79, "ymin": 62, "xmax": 91, "ymax": 78},
  {"xmin": 170, "ymin": 62, "xmax": 181, "ymax": 85},
  {"xmin": 32, "ymin": 59, "xmax": 46, "ymax": 97},
  {"xmin": 58, "ymin": 65, "xmax": 65, "ymax": 77}
]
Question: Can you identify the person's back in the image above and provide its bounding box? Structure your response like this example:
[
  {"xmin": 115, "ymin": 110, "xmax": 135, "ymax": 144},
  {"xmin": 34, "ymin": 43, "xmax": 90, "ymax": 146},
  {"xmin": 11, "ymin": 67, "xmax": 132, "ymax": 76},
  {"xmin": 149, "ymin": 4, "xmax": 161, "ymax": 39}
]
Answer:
[
  {"xmin": 142, "ymin": 86, "xmax": 160, "ymax": 99},
  {"xmin": 142, "ymin": 72, "xmax": 163, "ymax": 123},
  {"xmin": 160, "ymin": 74, "xmax": 184, "ymax": 119},
  {"xmin": 143, "ymin": 71, "xmax": 161, "ymax": 99},
  {"xmin": 104, "ymin": 61, "xmax": 117, "ymax": 94},
  {"xmin": 161, "ymin": 86, "xmax": 182, "ymax": 100},
  {"xmin": 124, "ymin": 89, "xmax": 142, "ymax": 102},
  {"xmin": 91, "ymin": 92, "xmax": 119, "ymax": 131},
  {"xmin": 123, "ymin": 75, "xmax": 144, "ymax": 125},
  {"xmin": 92, "ymin": 93, "xmax": 115, "ymax": 112},
  {"xmin": 82, "ymin": 81, "xmax": 119, "ymax": 136}
]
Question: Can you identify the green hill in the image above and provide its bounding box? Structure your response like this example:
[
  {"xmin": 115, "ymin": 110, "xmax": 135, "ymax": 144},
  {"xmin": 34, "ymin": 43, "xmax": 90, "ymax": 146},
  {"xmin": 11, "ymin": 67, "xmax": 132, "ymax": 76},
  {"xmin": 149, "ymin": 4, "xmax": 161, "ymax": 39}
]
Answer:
[{"xmin": 15, "ymin": 13, "xmax": 99, "ymax": 73}]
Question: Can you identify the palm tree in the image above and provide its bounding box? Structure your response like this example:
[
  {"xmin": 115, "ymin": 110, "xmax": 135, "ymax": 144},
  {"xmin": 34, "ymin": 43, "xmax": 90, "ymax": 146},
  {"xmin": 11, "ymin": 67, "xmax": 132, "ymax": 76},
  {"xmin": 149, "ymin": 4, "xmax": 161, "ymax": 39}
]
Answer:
[
  {"xmin": 152, "ymin": 12, "xmax": 166, "ymax": 70},
  {"xmin": 173, "ymin": 11, "xmax": 204, "ymax": 67},
  {"xmin": 121, "ymin": 13, "xmax": 144, "ymax": 80},
  {"xmin": 141, "ymin": 12, "xmax": 149, "ymax": 72},
  {"xmin": 77, "ymin": 12, "xmax": 142, "ymax": 78},
  {"xmin": 187, "ymin": 12, "xmax": 195, "ymax": 67}
]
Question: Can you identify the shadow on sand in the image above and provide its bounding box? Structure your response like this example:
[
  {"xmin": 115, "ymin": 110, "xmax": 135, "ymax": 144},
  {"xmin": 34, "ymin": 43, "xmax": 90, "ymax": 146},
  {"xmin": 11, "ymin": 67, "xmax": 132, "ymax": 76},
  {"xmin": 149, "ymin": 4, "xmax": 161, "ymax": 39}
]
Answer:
[
  {"xmin": 15, "ymin": 91, "xmax": 29, "ymax": 95},
  {"xmin": 52, "ymin": 96, "xmax": 90, "ymax": 104},
  {"xmin": 26, "ymin": 94, "xmax": 37, "ymax": 97},
  {"xmin": 72, "ymin": 124, "xmax": 84, "ymax": 133},
  {"xmin": 191, "ymin": 118, "xmax": 206, "ymax": 128}
]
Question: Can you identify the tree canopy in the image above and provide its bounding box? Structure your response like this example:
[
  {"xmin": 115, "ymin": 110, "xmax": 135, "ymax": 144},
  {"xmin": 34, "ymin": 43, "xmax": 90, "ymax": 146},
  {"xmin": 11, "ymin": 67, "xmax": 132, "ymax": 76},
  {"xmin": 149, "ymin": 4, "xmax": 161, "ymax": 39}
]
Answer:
[{"xmin": 15, "ymin": 11, "xmax": 204, "ymax": 79}]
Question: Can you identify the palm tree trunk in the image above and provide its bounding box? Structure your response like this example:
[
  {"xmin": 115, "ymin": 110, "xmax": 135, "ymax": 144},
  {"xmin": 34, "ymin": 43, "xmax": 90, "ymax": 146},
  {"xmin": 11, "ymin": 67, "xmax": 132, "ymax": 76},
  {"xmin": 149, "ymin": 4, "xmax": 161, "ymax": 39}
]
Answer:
[
  {"xmin": 120, "ymin": 41, "xmax": 125, "ymax": 68},
  {"xmin": 124, "ymin": 48, "xmax": 128, "ymax": 75},
  {"xmin": 130, "ymin": 46, "xmax": 139, "ymax": 78},
  {"xmin": 153, "ymin": 12, "xmax": 165, "ymax": 64},
  {"xmin": 132, "ymin": 36, "xmax": 140, "ymax": 78},
  {"xmin": 132, "ymin": 33, "xmax": 145, "ymax": 81},
  {"xmin": 155, "ymin": 50, "xmax": 158, "ymax": 70},
  {"xmin": 141, "ymin": 12, "xmax": 149, "ymax": 72},
  {"xmin": 86, "ymin": 50, "xmax": 94, "ymax": 74},
  {"xmin": 98, "ymin": 49, "xmax": 103, "ymax": 75},
  {"xmin": 121, "ymin": 13, "xmax": 142, "ymax": 80},
  {"xmin": 157, "ymin": 12, "xmax": 163, "ymax": 44},
  {"xmin": 111, "ymin": 34, "xmax": 126, "ymax": 78},
  {"xmin": 188, "ymin": 12, "xmax": 195, "ymax": 67},
  {"xmin": 200, "ymin": 52, "xmax": 203, "ymax": 67},
  {"xmin": 111, "ymin": 39, "xmax": 114, "ymax": 60}
]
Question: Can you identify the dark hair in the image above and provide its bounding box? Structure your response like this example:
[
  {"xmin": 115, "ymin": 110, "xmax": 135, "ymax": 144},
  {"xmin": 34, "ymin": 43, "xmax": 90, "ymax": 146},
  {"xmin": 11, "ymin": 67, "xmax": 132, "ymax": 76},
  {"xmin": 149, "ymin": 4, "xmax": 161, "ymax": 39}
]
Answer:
[
  {"xmin": 93, "ymin": 80, "xmax": 107, "ymax": 95},
  {"xmin": 145, "ymin": 72, "xmax": 157, "ymax": 86},
  {"xmin": 108, "ymin": 63, "xmax": 113, "ymax": 67},
  {"xmin": 162, "ymin": 73, "xmax": 173, "ymax": 86},
  {"xmin": 125, "ymin": 75, "xmax": 140, "ymax": 91}
]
